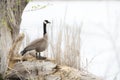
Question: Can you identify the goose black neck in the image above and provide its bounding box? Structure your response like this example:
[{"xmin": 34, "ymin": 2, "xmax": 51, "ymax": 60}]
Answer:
[{"xmin": 43, "ymin": 23, "xmax": 47, "ymax": 35}]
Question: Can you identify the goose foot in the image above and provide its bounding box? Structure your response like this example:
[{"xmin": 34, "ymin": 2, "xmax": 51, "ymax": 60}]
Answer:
[{"xmin": 38, "ymin": 56, "xmax": 46, "ymax": 60}]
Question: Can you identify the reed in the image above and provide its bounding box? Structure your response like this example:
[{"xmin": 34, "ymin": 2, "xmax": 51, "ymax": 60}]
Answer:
[{"xmin": 46, "ymin": 24, "xmax": 81, "ymax": 70}]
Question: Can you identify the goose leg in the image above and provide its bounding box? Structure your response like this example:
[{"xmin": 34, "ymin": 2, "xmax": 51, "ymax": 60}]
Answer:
[
  {"xmin": 38, "ymin": 52, "xmax": 46, "ymax": 60},
  {"xmin": 36, "ymin": 52, "xmax": 38, "ymax": 58},
  {"xmin": 39, "ymin": 52, "xmax": 41, "ymax": 58}
]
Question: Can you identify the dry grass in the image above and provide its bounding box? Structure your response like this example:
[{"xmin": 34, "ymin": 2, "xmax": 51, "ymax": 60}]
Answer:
[
  {"xmin": 45, "ymin": 24, "xmax": 81, "ymax": 70},
  {"xmin": 8, "ymin": 33, "xmax": 25, "ymax": 69}
]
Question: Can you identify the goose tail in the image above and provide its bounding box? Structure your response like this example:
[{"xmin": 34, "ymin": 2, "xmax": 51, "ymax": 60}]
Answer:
[{"xmin": 20, "ymin": 49, "xmax": 27, "ymax": 56}]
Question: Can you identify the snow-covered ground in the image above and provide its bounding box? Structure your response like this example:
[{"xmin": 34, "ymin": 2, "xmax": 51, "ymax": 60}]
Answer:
[{"xmin": 20, "ymin": 1, "xmax": 120, "ymax": 80}]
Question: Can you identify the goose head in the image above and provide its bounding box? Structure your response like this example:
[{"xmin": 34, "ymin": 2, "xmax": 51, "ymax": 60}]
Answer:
[{"xmin": 44, "ymin": 20, "xmax": 51, "ymax": 24}]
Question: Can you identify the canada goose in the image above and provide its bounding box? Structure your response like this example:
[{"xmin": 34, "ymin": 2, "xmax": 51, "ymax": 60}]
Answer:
[{"xmin": 21, "ymin": 20, "xmax": 50, "ymax": 59}]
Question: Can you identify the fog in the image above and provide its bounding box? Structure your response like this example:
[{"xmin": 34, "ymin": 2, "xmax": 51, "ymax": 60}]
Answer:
[{"xmin": 20, "ymin": 1, "xmax": 120, "ymax": 80}]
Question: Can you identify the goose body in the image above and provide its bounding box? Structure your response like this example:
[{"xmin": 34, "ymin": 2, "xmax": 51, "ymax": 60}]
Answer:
[{"xmin": 21, "ymin": 20, "xmax": 50, "ymax": 59}]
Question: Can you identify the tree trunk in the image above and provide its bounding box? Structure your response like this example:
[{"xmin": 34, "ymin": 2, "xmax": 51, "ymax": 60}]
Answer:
[{"xmin": 0, "ymin": 0, "xmax": 28, "ymax": 78}]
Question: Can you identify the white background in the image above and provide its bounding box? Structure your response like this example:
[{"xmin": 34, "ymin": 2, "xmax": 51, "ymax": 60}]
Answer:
[{"xmin": 20, "ymin": 1, "xmax": 120, "ymax": 80}]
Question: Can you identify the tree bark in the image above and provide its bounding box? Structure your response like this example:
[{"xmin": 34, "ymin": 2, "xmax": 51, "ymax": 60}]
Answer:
[{"xmin": 0, "ymin": 0, "xmax": 28, "ymax": 78}]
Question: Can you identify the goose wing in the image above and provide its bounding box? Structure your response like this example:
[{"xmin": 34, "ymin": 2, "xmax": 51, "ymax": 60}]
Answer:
[{"xmin": 24, "ymin": 38, "xmax": 44, "ymax": 51}]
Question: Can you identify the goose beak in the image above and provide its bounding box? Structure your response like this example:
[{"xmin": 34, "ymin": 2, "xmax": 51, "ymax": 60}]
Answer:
[{"xmin": 48, "ymin": 21, "xmax": 51, "ymax": 24}]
